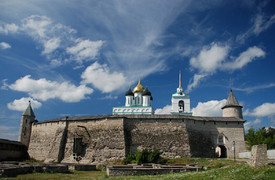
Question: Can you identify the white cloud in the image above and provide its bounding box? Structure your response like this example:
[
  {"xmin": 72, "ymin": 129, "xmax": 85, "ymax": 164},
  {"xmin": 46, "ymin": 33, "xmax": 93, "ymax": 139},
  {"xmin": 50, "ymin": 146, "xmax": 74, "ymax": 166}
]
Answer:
[
  {"xmin": 187, "ymin": 45, "xmax": 265, "ymax": 92},
  {"xmin": 155, "ymin": 105, "xmax": 172, "ymax": 114},
  {"xmin": 42, "ymin": 38, "xmax": 61, "ymax": 54},
  {"xmin": 253, "ymin": 14, "xmax": 275, "ymax": 35},
  {"xmin": 0, "ymin": 42, "xmax": 11, "ymax": 49},
  {"xmin": 192, "ymin": 99, "xmax": 227, "ymax": 117},
  {"xmin": 244, "ymin": 119, "xmax": 262, "ymax": 130},
  {"xmin": 233, "ymin": 83, "xmax": 275, "ymax": 93},
  {"xmin": 1, "ymin": 15, "xmax": 102, "ymax": 66},
  {"xmin": 236, "ymin": 13, "xmax": 275, "ymax": 43},
  {"xmin": 0, "ymin": 23, "xmax": 19, "ymax": 34},
  {"xmin": 246, "ymin": 103, "xmax": 275, "ymax": 117},
  {"xmin": 1, "ymin": 79, "xmax": 10, "ymax": 90},
  {"xmin": 190, "ymin": 43, "xmax": 229, "ymax": 73},
  {"xmin": 7, "ymin": 97, "xmax": 42, "ymax": 111},
  {"xmin": 9, "ymin": 75, "xmax": 93, "ymax": 102},
  {"xmin": 81, "ymin": 62, "xmax": 126, "ymax": 93},
  {"xmin": 22, "ymin": 15, "xmax": 52, "ymax": 38},
  {"xmin": 223, "ymin": 46, "xmax": 265, "ymax": 70},
  {"xmin": 187, "ymin": 43, "xmax": 229, "ymax": 91},
  {"xmin": 66, "ymin": 39, "xmax": 104, "ymax": 63},
  {"xmin": 186, "ymin": 73, "xmax": 207, "ymax": 93}
]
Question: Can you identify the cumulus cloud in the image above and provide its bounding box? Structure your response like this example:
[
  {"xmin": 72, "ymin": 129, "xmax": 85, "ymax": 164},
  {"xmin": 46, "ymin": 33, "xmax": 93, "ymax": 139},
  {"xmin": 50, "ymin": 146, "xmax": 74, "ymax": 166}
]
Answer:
[
  {"xmin": 42, "ymin": 38, "xmax": 61, "ymax": 54},
  {"xmin": 190, "ymin": 43, "xmax": 229, "ymax": 73},
  {"xmin": 192, "ymin": 99, "xmax": 227, "ymax": 117},
  {"xmin": 0, "ymin": 15, "xmax": 103, "ymax": 65},
  {"xmin": 0, "ymin": 42, "xmax": 11, "ymax": 49},
  {"xmin": 7, "ymin": 97, "xmax": 42, "ymax": 111},
  {"xmin": 245, "ymin": 103, "xmax": 275, "ymax": 117},
  {"xmin": 187, "ymin": 44, "xmax": 265, "ymax": 91},
  {"xmin": 155, "ymin": 105, "xmax": 172, "ymax": 114},
  {"xmin": 0, "ymin": 23, "xmax": 19, "ymax": 34},
  {"xmin": 66, "ymin": 39, "xmax": 104, "ymax": 63},
  {"xmin": 223, "ymin": 46, "xmax": 265, "ymax": 70},
  {"xmin": 244, "ymin": 119, "xmax": 262, "ymax": 130},
  {"xmin": 9, "ymin": 75, "xmax": 93, "ymax": 102},
  {"xmin": 81, "ymin": 62, "xmax": 126, "ymax": 93}
]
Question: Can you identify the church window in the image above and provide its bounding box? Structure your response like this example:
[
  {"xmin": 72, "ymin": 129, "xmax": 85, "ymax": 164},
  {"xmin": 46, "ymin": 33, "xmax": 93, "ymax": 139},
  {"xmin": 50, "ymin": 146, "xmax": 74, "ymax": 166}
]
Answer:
[{"xmin": 217, "ymin": 135, "xmax": 224, "ymax": 145}]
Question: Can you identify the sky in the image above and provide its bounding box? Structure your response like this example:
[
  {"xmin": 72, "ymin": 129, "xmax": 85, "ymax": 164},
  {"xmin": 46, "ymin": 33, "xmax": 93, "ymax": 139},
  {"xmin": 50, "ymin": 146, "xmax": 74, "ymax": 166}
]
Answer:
[{"xmin": 1, "ymin": 0, "xmax": 275, "ymax": 140}]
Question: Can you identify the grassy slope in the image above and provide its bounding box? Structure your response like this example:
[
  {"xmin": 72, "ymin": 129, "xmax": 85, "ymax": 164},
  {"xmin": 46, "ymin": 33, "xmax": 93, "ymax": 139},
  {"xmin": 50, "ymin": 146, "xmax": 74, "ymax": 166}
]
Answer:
[{"xmin": 2, "ymin": 158, "xmax": 275, "ymax": 180}]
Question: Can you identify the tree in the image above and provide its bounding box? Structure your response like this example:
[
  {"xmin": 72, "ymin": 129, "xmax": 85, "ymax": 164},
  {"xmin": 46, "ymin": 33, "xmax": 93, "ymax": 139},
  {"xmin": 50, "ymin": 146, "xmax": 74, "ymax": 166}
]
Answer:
[{"xmin": 245, "ymin": 127, "xmax": 275, "ymax": 150}]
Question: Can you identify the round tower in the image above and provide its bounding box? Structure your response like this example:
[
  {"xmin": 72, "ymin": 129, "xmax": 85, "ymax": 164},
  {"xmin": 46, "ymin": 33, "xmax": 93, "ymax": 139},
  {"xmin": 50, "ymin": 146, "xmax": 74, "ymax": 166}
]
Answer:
[
  {"xmin": 221, "ymin": 89, "xmax": 243, "ymax": 119},
  {"xmin": 18, "ymin": 101, "xmax": 36, "ymax": 148}
]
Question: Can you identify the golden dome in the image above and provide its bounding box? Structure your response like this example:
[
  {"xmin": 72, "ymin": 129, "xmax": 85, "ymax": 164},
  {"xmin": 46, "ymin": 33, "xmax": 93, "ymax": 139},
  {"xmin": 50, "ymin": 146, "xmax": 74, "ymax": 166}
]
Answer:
[{"xmin": 133, "ymin": 79, "xmax": 145, "ymax": 93}]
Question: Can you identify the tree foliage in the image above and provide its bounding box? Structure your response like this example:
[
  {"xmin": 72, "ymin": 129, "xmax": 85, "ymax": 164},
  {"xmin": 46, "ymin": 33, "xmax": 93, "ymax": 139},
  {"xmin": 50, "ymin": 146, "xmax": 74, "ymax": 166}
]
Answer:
[{"xmin": 245, "ymin": 127, "xmax": 275, "ymax": 150}]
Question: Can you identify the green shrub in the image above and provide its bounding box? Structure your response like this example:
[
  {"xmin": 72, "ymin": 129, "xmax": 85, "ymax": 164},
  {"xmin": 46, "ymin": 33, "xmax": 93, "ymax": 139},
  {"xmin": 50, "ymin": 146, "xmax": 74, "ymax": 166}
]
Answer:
[
  {"xmin": 123, "ymin": 150, "xmax": 134, "ymax": 164},
  {"xmin": 136, "ymin": 149, "xmax": 162, "ymax": 164}
]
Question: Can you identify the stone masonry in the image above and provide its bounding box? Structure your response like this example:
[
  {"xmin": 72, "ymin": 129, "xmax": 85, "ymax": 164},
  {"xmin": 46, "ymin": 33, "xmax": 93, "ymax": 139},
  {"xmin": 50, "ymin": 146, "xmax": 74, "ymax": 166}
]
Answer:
[
  {"xmin": 249, "ymin": 144, "xmax": 268, "ymax": 167},
  {"xmin": 27, "ymin": 114, "xmax": 246, "ymax": 163}
]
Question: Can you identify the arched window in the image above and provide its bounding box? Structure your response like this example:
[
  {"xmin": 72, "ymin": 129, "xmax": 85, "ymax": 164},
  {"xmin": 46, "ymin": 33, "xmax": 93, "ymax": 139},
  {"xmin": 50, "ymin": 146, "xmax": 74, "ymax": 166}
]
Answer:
[
  {"xmin": 217, "ymin": 134, "xmax": 224, "ymax": 145},
  {"xmin": 178, "ymin": 100, "xmax": 184, "ymax": 112}
]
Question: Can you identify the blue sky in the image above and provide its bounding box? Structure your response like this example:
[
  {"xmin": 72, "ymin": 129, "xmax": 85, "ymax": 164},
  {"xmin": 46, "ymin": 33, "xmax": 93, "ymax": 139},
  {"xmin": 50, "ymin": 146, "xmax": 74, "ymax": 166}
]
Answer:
[{"xmin": 1, "ymin": 0, "xmax": 275, "ymax": 140}]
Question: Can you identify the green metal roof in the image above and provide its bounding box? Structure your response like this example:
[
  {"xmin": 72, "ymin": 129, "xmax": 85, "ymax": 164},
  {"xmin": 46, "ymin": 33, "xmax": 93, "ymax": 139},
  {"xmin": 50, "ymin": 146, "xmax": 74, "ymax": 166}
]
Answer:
[{"xmin": 22, "ymin": 104, "xmax": 35, "ymax": 117}]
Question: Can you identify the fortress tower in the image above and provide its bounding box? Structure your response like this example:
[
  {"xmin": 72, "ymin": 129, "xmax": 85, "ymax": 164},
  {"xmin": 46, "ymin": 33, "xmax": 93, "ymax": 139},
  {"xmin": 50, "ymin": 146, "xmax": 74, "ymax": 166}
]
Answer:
[
  {"xmin": 171, "ymin": 71, "xmax": 192, "ymax": 115},
  {"xmin": 222, "ymin": 89, "xmax": 243, "ymax": 119},
  {"xmin": 18, "ymin": 101, "xmax": 36, "ymax": 148}
]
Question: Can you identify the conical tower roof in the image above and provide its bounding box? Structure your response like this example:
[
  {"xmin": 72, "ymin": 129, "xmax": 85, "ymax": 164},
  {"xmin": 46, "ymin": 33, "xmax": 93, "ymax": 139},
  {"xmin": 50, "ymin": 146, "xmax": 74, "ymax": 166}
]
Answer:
[
  {"xmin": 22, "ymin": 101, "xmax": 35, "ymax": 117},
  {"xmin": 222, "ymin": 89, "xmax": 242, "ymax": 109}
]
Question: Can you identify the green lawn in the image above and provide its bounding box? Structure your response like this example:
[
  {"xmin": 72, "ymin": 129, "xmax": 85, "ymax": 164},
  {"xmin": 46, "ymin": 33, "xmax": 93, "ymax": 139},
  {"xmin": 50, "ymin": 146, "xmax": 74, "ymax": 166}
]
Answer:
[{"xmin": 2, "ymin": 158, "xmax": 275, "ymax": 180}]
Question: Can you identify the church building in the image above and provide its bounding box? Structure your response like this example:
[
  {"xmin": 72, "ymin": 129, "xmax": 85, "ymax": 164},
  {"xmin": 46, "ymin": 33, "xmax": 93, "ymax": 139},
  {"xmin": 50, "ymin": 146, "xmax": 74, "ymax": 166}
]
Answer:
[{"xmin": 112, "ymin": 80, "xmax": 154, "ymax": 115}]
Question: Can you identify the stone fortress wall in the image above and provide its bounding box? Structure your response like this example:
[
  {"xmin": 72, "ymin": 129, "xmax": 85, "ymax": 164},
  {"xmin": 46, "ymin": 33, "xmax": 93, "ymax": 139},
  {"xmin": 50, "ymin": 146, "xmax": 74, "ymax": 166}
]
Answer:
[{"xmin": 27, "ymin": 114, "xmax": 246, "ymax": 163}]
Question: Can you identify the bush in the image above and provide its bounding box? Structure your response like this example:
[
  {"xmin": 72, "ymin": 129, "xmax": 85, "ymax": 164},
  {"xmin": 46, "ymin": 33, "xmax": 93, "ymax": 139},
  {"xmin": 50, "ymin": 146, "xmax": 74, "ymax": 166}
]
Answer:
[
  {"xmin": 136, "ymin": 149, "xmax": 162, "ymax": 164},
  {"xmin": 123, "ymin": 150, "xmax": 134, "ymax": 164}
]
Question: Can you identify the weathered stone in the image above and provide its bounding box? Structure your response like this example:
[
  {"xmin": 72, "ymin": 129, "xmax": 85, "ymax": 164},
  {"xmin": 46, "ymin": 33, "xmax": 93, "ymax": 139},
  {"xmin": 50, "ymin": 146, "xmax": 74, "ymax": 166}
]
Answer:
[
  {"xmin": 27, "ymin": 115, "xmax": 246, "ymax": 163},
  {"xmin": 249, "ymin": 144, "xmax": 268, "ymax": 167}
]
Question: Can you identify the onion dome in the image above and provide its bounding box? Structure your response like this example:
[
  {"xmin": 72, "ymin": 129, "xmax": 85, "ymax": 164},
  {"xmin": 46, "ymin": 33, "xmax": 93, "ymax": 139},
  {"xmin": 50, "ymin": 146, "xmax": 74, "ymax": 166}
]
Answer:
[
  {"xmin": 125, "ymin": 87, "xmax": 134, "ymax": 96},
  {"xmin": 142, "ymin": 88, "xmax": 151, "ymax": 96},
  {"xmin": 133, "ymin": 79, "xmax": 145, "ymax": 93}
]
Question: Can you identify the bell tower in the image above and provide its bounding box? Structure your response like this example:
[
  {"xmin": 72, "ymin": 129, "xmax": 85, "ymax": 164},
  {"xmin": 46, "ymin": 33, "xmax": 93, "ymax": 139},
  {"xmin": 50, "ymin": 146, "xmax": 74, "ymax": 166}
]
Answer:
[
  {"xmin": 171, "ymin": 71, "xmax": 192, "ymax": 115},
  {"xmin": 18, "ymin": 101, "xmax": 36, "ymax": 148}
]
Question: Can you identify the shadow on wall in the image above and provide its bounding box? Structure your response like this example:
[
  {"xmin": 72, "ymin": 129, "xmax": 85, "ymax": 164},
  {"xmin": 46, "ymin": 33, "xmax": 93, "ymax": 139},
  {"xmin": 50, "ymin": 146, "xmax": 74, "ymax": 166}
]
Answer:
[
  {"xmin": 0, "ymin": 139, "xmax": 30, "ymax": 161},
  {"xmin": 186, "ymin": 122, "xmax": 219, "ymax": 158}
]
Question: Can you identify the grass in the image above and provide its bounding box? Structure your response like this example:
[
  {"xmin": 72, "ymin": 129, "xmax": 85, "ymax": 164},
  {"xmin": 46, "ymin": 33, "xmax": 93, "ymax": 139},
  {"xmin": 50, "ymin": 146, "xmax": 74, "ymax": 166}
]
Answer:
[{"xmin": 2, "ymin": 158, "xmax": 275, "ymax": 180}]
